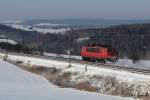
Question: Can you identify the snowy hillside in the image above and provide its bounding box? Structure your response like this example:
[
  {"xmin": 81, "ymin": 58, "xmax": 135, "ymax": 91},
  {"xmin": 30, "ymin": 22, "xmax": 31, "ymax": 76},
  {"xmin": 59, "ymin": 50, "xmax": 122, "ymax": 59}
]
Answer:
[
  {"xmin": 3, "ymin": 23, "xmax": 70, "ymax": 34},
  {"xmin": 35, "ymin": 23, "xmax": 68, "ymax": 27},
  {"xmin": 0, "ymin": 39, "xmax": 17, "ymax": 45},
  {"xmin": 0, "ymin": 60, "xmax": 133, "ymax": 100}
]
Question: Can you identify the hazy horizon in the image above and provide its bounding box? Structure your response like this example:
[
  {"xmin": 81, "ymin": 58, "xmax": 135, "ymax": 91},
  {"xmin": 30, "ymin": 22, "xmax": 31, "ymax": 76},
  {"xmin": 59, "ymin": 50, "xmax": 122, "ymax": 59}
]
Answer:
[{"xmin": 0, "ymin": 0, "xmax": 150, "ymax": 21}]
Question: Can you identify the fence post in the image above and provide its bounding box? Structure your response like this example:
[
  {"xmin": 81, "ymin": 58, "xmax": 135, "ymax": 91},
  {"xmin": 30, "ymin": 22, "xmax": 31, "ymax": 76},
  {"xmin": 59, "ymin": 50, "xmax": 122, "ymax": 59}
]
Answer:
[{"xmin": 85, "ymin": 65, "xmax": 88, "ymax": 72}]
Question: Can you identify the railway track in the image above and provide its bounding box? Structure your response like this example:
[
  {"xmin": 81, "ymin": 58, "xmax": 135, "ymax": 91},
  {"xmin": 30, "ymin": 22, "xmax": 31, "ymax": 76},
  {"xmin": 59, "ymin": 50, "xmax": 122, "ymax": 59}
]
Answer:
[
  {"xmin": 70, "ymin": 59, "xmax": 150, "ymax": 75},
  {"xmin": 96, "ymin": 64, "xmax": 150, "ymax": 75},
  {"xmin": 1, "ymin": 51, "xmax": 150, "ymax": 75}
]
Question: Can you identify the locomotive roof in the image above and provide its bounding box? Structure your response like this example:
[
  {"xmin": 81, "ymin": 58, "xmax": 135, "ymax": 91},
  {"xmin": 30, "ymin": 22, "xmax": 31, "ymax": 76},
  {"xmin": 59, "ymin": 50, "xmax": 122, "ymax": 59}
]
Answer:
[{"xmin": 86, "ymin": 43, "xmax": 113, "ymax": 48}]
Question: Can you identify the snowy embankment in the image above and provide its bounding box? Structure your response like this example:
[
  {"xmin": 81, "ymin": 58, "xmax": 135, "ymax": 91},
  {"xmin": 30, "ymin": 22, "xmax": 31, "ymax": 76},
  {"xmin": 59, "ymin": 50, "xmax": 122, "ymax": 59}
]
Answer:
[
  {"xmin": 44, "ymin": 52, "xmax": 82, "ymax": 60},
  {"xmin": 0, "ymin": 60, "xmax": 133, "ymax": 100},
  {"xmin": 0, "ymin": 53, "xmax": 150, "ymax": 99},
  {"xmin": 45, "ymin": 52, "xmax": 150, "ymax": 70},
  {"xmin": 4, "ymin": 53, "xmax": 150, "ymax": 81}
]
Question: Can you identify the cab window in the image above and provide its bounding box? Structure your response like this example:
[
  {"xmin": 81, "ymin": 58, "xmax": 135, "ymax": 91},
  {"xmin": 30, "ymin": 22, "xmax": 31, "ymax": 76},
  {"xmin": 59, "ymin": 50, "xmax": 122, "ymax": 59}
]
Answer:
[{"xmin": 86, "ymin": 47, "xmax": 100, "ymax": 53}]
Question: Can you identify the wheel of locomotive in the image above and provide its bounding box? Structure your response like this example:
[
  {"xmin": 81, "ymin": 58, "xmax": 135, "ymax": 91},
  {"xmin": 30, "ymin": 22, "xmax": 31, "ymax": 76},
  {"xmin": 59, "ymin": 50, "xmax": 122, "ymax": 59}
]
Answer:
[
  {"xmin": 82, "ymin": 57, "xmax": 87, "ymax": 61},
  {"xmin": 103, "ymin": 59, "xmax": 107, "ymax": 64},
  {"xmin": 112, "ymin": 58, "xmax": 117, "ymax": 63},
  {"xmin": 90, "ymin": 58, "xmax": 96, "ymax": 62}
]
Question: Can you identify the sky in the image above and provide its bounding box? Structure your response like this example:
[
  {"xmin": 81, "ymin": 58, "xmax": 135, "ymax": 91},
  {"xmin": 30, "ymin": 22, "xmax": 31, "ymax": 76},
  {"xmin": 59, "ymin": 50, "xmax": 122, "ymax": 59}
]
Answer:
[{"xmin": 0, "ymin": 0, "xmax": 150, "ymax": 21}]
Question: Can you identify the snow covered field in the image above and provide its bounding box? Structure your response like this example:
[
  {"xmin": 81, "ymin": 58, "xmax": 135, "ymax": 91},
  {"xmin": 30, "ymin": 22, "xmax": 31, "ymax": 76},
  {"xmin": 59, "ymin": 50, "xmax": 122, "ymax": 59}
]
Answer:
[{"xmin": 0, "ymin": 60, "xmax": 134, "ymax": 100}]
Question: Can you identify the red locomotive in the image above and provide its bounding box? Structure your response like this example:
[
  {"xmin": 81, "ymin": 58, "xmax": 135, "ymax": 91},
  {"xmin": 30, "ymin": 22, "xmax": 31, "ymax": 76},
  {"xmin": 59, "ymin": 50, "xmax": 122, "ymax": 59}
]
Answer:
[{"xmin": 81, "ymin": 44, "xmax": 118, "ymax": 63}]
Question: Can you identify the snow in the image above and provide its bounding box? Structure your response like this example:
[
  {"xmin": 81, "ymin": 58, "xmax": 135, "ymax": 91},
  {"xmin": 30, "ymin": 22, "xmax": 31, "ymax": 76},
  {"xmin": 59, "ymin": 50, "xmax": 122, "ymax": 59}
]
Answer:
[
  {"xmin": 44, "ymin": 52, "xmax": 150, "ymax": 70},
  {"xmin": 0, "ymin": 60, "xmax": 133, "ymax": 100},
  {"xmin": 44, "ymin": 52, "xmax": 82, "ymax": 60},
  {"xmin": 0, "ymin": 39, "xmax": 17, "ymax": 45},
  {"xmin": 4, "ymin": 24, "xmax": 70, "ymax": 34},
  {"xmin": 76, "ymin": 37, "xmax": 90, "ymax": 42},
  {"xmin": 5, "ymin": 24, "xmax": 33, "ymax": 31},
  {"xmin": 116, "ymin": 59, "xmax": 150, "ymax": 70},
  {"xmin": 1, "ymin": 53, "xmax": 150, "ymax": 83},
  {"xmin": 34, "ymin": 27, "xmax": 70, "ymax": 34},
  {"xmin": 65, "ymin": 62, "xmax": 150, "ymax": 82},
  {"xmin": 36, "ymin": 23, "xmax": 60, "ymax": 26},
  {"xmin": 35, "ymin": 23, "xmax": 68, "ymax": 27}
]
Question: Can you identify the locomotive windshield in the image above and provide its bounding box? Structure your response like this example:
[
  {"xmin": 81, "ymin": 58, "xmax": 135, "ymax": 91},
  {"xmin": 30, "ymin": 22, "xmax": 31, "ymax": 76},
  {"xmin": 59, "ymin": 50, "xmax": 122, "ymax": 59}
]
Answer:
[{"xmin": 86, "ymin": 47, "xmax": 100, "ymax": 53}]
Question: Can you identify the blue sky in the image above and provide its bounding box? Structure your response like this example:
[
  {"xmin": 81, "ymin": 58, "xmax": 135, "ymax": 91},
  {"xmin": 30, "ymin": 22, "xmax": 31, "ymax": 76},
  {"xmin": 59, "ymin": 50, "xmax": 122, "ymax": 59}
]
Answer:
[{"xmin": 0, "ymin": 0, "xmax": 149, "ymax": 20}]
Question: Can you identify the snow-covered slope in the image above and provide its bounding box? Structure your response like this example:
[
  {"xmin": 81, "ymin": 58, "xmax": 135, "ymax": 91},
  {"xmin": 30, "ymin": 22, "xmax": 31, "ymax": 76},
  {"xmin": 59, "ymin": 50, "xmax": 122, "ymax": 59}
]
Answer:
[
  {"xmin": 35, "ymin": 23, "xmax": 68, "ymax": 27},
  {"xmin": 0, "ymin": 39, "xmax": 17, "ymax": 45},
  {"xmin": 0, "ymin": 60, "xmax": 133, "ymax": 100},
  {"xmin": 4, "ymin": 24, "xmax": 70, "ymax": 34}
]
